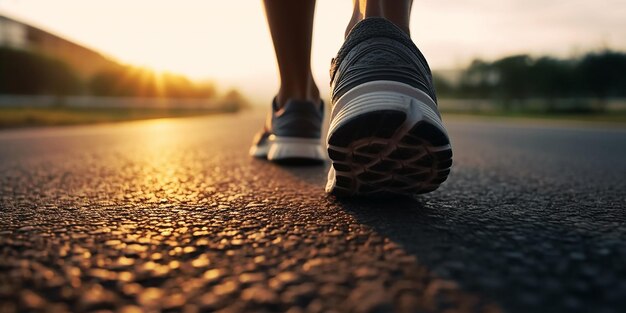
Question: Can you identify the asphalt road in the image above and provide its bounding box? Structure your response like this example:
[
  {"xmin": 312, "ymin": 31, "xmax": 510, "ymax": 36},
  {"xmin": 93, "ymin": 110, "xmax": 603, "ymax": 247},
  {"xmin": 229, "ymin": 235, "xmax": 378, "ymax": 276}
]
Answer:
[{"xmin": 1, "ymin": 112, "xmax": 625, "ymax": 313}]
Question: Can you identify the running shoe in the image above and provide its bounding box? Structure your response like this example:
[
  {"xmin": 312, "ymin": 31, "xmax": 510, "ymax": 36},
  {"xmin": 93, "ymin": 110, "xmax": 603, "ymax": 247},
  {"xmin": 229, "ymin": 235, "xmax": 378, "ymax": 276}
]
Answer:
[
  {"xmin": 250, "ymin": 98, "xmax": 325, "ymax": 163},
  {"xmin": 326, "ymin": 18, "xmax": 452, "ymax": 196}
]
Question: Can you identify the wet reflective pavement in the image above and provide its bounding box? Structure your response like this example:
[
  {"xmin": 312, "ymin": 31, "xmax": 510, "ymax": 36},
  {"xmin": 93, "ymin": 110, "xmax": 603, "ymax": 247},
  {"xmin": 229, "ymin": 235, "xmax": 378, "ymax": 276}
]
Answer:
[{"xmin": 1, "ymin": 113, "xmax": 625, "ymax": 313}]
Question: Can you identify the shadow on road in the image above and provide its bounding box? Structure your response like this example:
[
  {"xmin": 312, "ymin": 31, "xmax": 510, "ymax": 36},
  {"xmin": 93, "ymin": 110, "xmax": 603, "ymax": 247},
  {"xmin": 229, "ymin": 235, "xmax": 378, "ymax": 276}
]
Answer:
[
  {"xmin": 260, "ymin": 159, "xmax": 330, "ymax": 187},
  {"xmin": 250, "ymin": 155, "xmax": 624, "ymax": 312},
  {"xmin": 331, "ymin": 196, "xmax": 443, "ymax": 259},
  {"xmin": 331, "ymin": 191, "xmax": 624, "ymax": 313},
  {"xmin": 333, "ymin": 195, "xmax": 519, "ymax": 310}
]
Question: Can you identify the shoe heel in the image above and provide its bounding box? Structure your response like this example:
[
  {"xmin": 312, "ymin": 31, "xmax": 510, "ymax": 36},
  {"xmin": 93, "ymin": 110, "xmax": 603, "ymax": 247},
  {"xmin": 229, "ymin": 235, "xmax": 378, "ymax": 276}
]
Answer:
[
  {"xmin": 267, "ymin": 136, "xmax": 325, "ymax": 163},
  {"xmin": 326, "ymin": 81, "xmax": 452, "ymax": 196}
]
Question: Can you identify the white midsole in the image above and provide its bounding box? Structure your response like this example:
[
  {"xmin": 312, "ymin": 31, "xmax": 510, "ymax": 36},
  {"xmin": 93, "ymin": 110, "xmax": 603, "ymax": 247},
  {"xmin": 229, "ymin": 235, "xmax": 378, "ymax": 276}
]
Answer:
[
  {"xmin": 252, "ymin": 136, "xmax": 325, "ymax": 161},
  {"xmin": 331, "ymin": 80, "xmax": 439, "ymax": 119},
  {"xmin": 328, "ymin": 80, "xmax": 445, "ymax": 146}
]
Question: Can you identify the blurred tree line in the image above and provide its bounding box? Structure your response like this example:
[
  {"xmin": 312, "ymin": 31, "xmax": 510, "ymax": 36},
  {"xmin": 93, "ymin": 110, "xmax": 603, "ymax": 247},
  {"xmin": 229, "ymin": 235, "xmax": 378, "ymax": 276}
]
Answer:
[
  {"xmin": 434, "ymin": 50, "xmax": 626, "ymax": 111},
  {"xmin": 89, "ymin": 67, "xmax": 216, "ymax": 98},
  {"xmin": 0, "ymin": 47, "xmax": 81, "ymax": 95},
  {"xmin": 4, "ymin": 46, "xmax": 625, "ymax": 110},
  {"xmin": 0, "ymin": 47, "xmax": 217, "ymax": 98}
]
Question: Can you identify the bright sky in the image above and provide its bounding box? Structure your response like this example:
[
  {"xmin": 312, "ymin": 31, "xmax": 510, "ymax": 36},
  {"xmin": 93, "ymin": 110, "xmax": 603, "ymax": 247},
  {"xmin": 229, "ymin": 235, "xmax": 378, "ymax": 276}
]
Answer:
[{"xmin": 1, "ymin": 0, "xmax": 625, "ymax": 103}]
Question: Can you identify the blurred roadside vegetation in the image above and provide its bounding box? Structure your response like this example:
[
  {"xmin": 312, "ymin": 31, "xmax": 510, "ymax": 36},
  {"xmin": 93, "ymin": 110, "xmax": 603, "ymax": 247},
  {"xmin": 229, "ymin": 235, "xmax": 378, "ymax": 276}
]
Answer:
[
  {"xmin": 0, "ymin": 47, "xmax": 81, "ymax": 96},
  {"xmin": 0, "ymin": 47, "xmax": 248, "ymax": 128},
  {"xmin": 434, "ymin": 50, "xmax": 626, "ymax": 115},
  {"xmin": 0, "ymin": 47, "xmax": 241, "ymax": 100},
  {"xmin": 2, "ymin": 46, "xmax": 625, "ymax": 126}
]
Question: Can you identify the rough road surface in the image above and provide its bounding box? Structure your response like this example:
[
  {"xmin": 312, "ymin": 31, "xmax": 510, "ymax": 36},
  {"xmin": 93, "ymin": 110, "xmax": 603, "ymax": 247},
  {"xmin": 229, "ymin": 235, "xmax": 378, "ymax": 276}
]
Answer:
[{"xmin": 1, "ymin": 112, "xmax": 625, "ymax": 313}]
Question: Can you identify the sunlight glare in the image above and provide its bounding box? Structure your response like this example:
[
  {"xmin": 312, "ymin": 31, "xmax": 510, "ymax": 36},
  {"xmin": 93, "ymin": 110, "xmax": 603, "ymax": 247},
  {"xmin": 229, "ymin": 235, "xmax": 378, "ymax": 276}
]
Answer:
[{"xmin": 1, "ymin": 0, "xmax": 625, "ymax": 103}]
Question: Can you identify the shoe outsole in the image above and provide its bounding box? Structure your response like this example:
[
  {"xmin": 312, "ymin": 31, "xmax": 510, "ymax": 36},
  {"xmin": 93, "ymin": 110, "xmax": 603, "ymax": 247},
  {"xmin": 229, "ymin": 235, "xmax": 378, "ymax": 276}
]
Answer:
[{"xmin": 326, "ymin": 82, "xmax": 452, "ymax": 196}]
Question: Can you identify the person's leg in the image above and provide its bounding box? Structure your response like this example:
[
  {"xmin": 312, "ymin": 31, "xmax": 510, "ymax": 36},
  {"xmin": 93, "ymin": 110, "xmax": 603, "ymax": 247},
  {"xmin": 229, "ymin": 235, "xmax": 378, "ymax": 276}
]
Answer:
[
  {"xmin": 249, "ymin": 0, "xmax": 324, "ymax": 162},
  {"xmin": 346, "ymin": 0, "xmax": 413, "ymax": 37},
  {"xmin": 263, "ymin": 0, "xmax": 320, "ymax": 108}
]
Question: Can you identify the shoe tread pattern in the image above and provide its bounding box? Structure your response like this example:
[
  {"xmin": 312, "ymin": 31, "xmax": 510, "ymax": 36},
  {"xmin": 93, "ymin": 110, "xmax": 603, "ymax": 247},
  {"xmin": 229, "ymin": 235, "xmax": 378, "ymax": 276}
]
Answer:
[{"xmin": 327, "ymin": 110, "xmax": 452, "ymax": 196}]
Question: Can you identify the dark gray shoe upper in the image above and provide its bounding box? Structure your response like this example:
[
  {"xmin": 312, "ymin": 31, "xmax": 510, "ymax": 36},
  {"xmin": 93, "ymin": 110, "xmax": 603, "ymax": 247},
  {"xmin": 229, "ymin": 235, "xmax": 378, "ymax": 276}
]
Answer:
[
  {"xmin": 269, "ymin": 98, "xmax": 324, "ymax": 139},
  {"xmin": 330, "ymin": 17, "xmax": 438, "ymax": 104},
  {"xmin": 252, "ymin": 98, "xmax": 323, "ymax": 149}
]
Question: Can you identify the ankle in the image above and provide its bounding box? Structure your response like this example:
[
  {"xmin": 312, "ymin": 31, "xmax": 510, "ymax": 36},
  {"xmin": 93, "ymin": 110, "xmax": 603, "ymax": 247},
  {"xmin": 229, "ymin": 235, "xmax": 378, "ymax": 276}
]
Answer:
[
  {"xmin": 276, "ymin": 78, "xmax": 320, "ymax": 108},
  {"xmin": 276, "ymin": 90, "xmax": 320, "ymax": 108},
  {"xmin": 346, "ymin": 5, "xmax": 363, "ymax": 38},
  {"xmin": 346, "ymin": 16, "xmax": 410, "ymax": 37},
  {"xmin": 346, "ymin": 1, "xmax": 411, "ymax": 37}
]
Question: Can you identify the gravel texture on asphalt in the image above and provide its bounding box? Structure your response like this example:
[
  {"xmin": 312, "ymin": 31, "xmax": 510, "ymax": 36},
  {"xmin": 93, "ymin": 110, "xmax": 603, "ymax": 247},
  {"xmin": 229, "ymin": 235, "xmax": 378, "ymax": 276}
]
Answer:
[{"xmin": 0, "ymin": 113, "xmax": 625, "ymax": 313}]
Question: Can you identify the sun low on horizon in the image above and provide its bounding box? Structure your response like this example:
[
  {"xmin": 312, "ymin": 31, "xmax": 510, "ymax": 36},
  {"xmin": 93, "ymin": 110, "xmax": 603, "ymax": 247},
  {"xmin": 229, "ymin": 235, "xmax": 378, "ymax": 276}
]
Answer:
[{"xmin": 1, "ymin": 0, "xmax": 625, "ymax": 103}]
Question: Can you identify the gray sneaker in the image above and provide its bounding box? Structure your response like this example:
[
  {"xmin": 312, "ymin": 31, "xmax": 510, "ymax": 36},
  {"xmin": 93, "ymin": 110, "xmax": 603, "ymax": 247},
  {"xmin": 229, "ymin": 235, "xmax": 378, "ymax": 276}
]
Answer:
[
  {"xmin": 326, "ymin": 18, "xmax": 452, "ymax": 196},
  {"xmin": 250, "ymin": 98, "xmax": 325, "ymax": 163}
]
